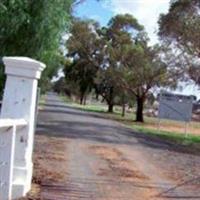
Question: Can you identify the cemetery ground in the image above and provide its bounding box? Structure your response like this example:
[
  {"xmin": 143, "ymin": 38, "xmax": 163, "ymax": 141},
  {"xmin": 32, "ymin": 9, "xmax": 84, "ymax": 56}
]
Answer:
[{"xmin": 21, "ymin": 93, "xmax": 200, "ymax": 200}]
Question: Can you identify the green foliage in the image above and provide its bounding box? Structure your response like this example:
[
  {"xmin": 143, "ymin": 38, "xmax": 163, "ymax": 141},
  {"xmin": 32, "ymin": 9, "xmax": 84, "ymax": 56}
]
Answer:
[
  {"xmin": 108, "ymin": 14, "xmax": 143, "ymax": 31},
  {"xmin": 158, "ymin": 0, "xmax": 200, "ymax": 85},
  {"xmin": 0, "ymin": 0, "xmax": 73, "ymax": 94},
  {"xmin": 120, "ymin": 44, "xmax": 168, "ymax": 91},
  {"xmin": 0, "ymin": 0, "xmax": 72, "ymax": 60},
  {"xmin": 53, "ymin": 77, "xmax": 77, "ymax": 97},
  {"xmin": 158, "ymin": 0, "xmax": 200, "ymax": 55},
  {"xmin": 65, "ymin": 19, "xmax": 101, "ymax": 104},
  {"xmin": 100, "ymin": 14, "xmax": 170, "ymax": 121},
  {"xmin": 94, "ymin": 14, "xmax": 145, "ymax": 112}
]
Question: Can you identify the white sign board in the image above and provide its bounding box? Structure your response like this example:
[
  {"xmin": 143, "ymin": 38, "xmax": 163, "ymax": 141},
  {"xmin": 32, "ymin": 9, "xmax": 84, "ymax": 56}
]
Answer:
[{"xmin": 158, "ymin": 92, "xmax": 193, "ymax": 122}]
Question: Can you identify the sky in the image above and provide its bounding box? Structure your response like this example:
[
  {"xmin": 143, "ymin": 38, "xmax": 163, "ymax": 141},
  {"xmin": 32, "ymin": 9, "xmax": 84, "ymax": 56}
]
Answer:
[
  {"xmin": 74, "ymin": 0, "xmax": 170, "ymax": 44},
  {"xmin": 74, "ymin": 0, "xmax": 200, "ymax": 99}
]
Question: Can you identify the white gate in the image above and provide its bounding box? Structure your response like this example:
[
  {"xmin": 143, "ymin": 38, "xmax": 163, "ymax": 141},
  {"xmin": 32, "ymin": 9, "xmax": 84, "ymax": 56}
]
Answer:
[{"xmin": 0, "ymin": 57, "xmax": 45, "ymax": 200}]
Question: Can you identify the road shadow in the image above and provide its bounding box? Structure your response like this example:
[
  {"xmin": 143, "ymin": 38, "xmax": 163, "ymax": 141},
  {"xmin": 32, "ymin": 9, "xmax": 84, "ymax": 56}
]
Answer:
[
  {"xmin": 37, "ymin": 100, "xmax": 200, "ymax": 156},
  {"xmin": 36, "ymin": 94, "xmax": 200, "ymax": 199}
]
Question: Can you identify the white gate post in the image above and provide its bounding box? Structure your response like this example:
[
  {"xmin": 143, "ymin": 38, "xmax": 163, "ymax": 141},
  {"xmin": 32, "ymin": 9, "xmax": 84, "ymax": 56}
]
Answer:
[{"xmin": 1, "ymin": 57, "xmax": 45, "ymax": 198}]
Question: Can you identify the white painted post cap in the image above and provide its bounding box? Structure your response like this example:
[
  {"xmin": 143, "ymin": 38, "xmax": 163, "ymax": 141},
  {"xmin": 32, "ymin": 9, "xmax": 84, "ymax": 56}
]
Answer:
[{"xmin": 3, "ymin": 57, "xmax": 46, "ymax": 79}]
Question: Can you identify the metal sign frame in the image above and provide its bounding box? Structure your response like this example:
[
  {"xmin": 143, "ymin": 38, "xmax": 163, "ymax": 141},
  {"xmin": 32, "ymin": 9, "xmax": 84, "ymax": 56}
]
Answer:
[{"xmin": 158, "ymin": 92, "xmax": 194, "ymax": 136}]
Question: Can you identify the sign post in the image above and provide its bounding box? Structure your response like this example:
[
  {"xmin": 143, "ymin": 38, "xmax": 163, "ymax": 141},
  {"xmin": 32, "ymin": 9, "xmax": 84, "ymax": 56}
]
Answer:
[{"xmin": 158, "ymin": 91, "xmax": 193, "ymax": 136}]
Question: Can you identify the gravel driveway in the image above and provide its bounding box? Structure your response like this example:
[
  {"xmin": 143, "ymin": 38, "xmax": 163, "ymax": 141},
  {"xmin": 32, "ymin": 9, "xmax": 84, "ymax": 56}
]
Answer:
[{"xmin": 35, "ymin": 93, "xmax": 200, "ymax": 200}]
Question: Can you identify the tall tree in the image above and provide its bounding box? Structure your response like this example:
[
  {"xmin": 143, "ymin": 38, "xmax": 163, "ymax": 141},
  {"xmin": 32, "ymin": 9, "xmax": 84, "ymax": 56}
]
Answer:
[
  {"xmin": 116, "ymin": 42, "xmax": 172, "ymax": 122},
  {"xmin": 65, "ymin": 19, "xmax": 101, "ymax": 104},
  {"xmin": 101, "ymin": 15, "xmax": 172, "ymax": 121},
  {"xmin": 96, "ymin": 14, "xmax": 143, "ymax": 112}
]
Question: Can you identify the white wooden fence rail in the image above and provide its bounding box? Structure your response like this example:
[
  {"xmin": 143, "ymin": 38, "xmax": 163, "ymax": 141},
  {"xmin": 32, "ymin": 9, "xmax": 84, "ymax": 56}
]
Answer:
[
  {"xmin": 0, "ymin": 57, "xmax": 45, "ymax": 200},
  {"xmin": 0, "ymin": 119, "xmax": 27, "ymax": 199}
]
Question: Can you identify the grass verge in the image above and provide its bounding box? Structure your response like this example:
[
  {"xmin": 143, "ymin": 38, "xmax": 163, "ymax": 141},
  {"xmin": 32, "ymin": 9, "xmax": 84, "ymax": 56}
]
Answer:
[
  {"xmin": 131, "ymin": 124, "xmax": 200, "ymax": 145},
  {"xmin": 38, "ymin": 94, "xmax": 46, "ymax": 109}
]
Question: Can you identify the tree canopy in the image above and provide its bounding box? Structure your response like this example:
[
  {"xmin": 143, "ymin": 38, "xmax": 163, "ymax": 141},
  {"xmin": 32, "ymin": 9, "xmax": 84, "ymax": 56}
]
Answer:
[
  {"xmin": 65, "ymin": 19, "xmax": 101, "ymax": 104},
  {"xmin": 0, "ymin": 0, "xmax": 74, "ymax": 96},
  {"xmin": 158, "ymin": 0, "xmax": 200, "ymax": 85}
]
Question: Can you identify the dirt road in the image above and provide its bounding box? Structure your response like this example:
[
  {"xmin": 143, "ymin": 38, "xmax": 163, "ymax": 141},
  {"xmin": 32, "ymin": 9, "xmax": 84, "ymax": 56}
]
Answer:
[{"xmin": 35, "ymin": 93, "xmax": 200, "ymax": 200}]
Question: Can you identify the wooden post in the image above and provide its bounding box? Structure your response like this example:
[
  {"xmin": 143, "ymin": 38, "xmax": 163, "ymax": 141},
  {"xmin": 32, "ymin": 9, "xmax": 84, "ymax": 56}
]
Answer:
[
  {"xmin": 184, "ymin": 122, "xmax": 189, "ymax": 137},
  {"xmin": 157, "ymin": 91, "xmax": 162, "ymax": 133},
  {"xmin": 158, "ymin": 118, "xmax": 161, "ymax": 132}
]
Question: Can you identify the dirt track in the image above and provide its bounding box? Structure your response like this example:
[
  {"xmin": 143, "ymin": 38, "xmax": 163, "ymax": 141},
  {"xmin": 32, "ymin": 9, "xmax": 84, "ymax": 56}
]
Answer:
[{"xmin": 24, "ymin": 93, "xmax": 200, "ymax": 200}]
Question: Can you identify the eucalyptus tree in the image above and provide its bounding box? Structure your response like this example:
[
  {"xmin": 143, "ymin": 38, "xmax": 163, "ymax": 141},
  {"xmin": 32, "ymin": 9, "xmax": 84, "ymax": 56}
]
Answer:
[
  {"xmin": 116, "ymin": 42, "xmax": 171, "ymax": 122},
  {"xmin": 95, "ymin": 14, "xmax": 170, "ymax": 119},
  {"xmin": 158, "ymin": 0, "xmax": 200, "ymax": 85},
  {"xmin": 104, "ymin": 19, "xmax": 175, "ymax": 122},
  {"xmin": 99, "ymin": 15, "xmax": 168, "ymax": 121},
  {"xmin": 65, "ymin": 19, "xmax": 102, "ymax": 104},
  {"xmin": 96, "ymin": 14, "xmax": 144, "ymax": 112}
]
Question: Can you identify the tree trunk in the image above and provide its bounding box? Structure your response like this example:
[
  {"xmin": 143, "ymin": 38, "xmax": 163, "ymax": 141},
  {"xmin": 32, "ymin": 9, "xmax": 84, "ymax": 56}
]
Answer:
[
  {"xmin": 107, "ymin": 86, "xmax": 114, "ymax": 113},
  {"xmin": 108, "ymin": 103, "xmax": 114, "ymax": 113},
  {"xmin": 135, "ymin": 96, "xmax": 145, "ymax": 122},
  {"xmin": 83, "ymin": 96, "xmax": 87, "ymax": 105},
  {"xmin": 95, "ymin": 93, "xmax": 99, "ymax": 101},
  {"xmin": 80, "ymin": 94, "xmax": 84, "ymax": 105},
  {"xmin": 122, "ymin": 103, "xmax": 125, "ymax": 117},
  {"xmin": 121, "ymin": 95, "xmax": 126, "ymax": 117},
  {"xmin": 95, "ymin": 86, "xmax": 99, "ymax": 100}
]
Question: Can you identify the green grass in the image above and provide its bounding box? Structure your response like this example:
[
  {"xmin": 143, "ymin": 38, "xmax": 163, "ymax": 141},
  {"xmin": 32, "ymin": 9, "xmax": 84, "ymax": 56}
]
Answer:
[
  {"xmin": 61, "ymin": 95, "xmax": 108, "ymax": 113},
  {"xmin": 38, "ymin": 94, "xmax": 46, "ymax": 109},
  {"xmin": 60, "ymin": 95, "xmax": 72, "ymax": 103},
  {"xmin": 72, "ymin": 104, "xmax": 108, "ymax": 113},
  {"xmin": 130, "ymin": 124, "xmax": 200, "ymax": 145},
  {"xmin": 39, "ymin": 94, "xmax": 46, "ymax": 105}
]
